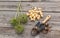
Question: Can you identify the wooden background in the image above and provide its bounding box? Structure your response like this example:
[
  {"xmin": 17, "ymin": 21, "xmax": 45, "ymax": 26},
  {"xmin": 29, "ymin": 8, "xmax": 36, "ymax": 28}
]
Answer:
[{"xmin": 0, "ymin": 0, "xmax": 60, "ymax": 38}]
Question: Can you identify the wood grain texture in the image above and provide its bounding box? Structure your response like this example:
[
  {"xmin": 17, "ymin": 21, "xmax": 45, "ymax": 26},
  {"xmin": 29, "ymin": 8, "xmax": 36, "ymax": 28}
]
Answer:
[
  {"xmin": 0, "ymin": 2, "xmax": 60, "ymax": 12},
  {"xmin": 0, "ymin": 0, "xmax": 41, "ymax": 2},
  {"xmin": 0, "ymin": 0, "xmax": 21, "ymax": 1},
  {"xmin": 0, "ymin": 0, "xmax": 60, "ymax": 2},
  {"xmin": 0, "ymin": 11, "xmax": 59, "ymax": 28},
  {"xmin": 0, "ymin": 0, "xmax": 59, "ymax": 38},
  {"xmin": 0, "ymin": 11, "xmax": 59, "ymax": 38}
]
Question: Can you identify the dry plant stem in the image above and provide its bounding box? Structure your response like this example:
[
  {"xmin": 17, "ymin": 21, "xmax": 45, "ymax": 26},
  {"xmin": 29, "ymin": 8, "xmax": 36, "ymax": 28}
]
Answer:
[
  {"xmin": 17, "ymin": 1, "xmax": 22, "ymax": 17},
  {"xmin": 16, "ymin": 1, "xmax": 22, "ymax": 24}
]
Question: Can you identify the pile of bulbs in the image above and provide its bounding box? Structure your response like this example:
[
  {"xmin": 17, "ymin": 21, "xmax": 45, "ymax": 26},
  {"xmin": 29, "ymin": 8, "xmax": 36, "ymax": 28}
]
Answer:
[{"xmin": 26, "ymin": 7, "xmax": 43, "ymax": 21}]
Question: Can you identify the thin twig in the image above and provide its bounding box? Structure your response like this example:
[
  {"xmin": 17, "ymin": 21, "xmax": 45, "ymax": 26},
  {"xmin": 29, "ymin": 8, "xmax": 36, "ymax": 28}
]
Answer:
[{"xmin": 15, "ymin": 0, "xmax": 22, "ymax": 24}]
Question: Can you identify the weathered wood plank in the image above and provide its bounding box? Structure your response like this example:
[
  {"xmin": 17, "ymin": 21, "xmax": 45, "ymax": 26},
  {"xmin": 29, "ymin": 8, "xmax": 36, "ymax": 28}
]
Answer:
[
  {"xmin": 0, "ymin": 0, "xmax": 41, "ymax": 2},
  {"xmin": 0, "ymin": 11, "xmax": 60, "ymax": 22},
  {"xmin": 15, "ymin": 2, "xmax": 60, "ymax": 12},
  {"xmin": 0, "ymin": 0, "xmax": 32, "ymax": 2},
  {"xmin": 0, "ymin": 12, "xmax": 59, "ymax": 38},
  {"xmin": 0, "ymin": 23, "xmax": 60, "ymax": 38},
  {"xmin": 47, "ymin": 0, "xmax": 60, "ymax": 2},
  {"xmin": 0, "ymin": 34, "xmax": 17, "ymax": 38},
  {"xmin": 0, "ymin": 2, "xmax": 60, "ymax": 12},
  {"xmin": 0, "ymin": 0, "xmax": 60, "ymax": 2},
  {"xmin": 0, "ymin": 1, "xmax": 60, "ymax": 38},
  {"xmin": 41, "ymin": 0, "xmax": 60, "ymax": 2},
  {"xmin": 0, "ymin": 11, "xmax": 59, "ymax": 27}
]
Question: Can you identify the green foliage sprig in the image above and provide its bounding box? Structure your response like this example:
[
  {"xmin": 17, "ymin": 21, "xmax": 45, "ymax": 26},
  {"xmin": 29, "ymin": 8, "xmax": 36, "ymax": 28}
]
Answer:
[{"xmin": 10, "ymin": 1, "xmax": 28, "ymax": 34}]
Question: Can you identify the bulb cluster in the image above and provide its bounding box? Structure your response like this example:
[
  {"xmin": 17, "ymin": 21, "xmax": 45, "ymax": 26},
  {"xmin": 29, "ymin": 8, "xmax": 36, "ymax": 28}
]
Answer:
[{"xmin": 26, "ymin": 7, "xmax": 43, "ymax": 21}]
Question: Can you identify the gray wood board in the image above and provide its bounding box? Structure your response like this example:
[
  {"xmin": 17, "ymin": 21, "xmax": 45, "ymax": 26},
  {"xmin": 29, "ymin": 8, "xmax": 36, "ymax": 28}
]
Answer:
[
  {"xmin": 0, "ymin": 10, "xmax": 59, "ymax": 38},
  {"xmin": 0, "ymin": 0, "xmax": 60, "ymax": 2},
  {"xmin": 0, "ymin": 11, "xmax": 59, "ymax": 27},
  {"xmin": 0, "ymin": 1, "xmax": 59, "ymax": 38},
  {"xmin": 0, "ymin": 2, "xmax": 60, "ymax": 12}
]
